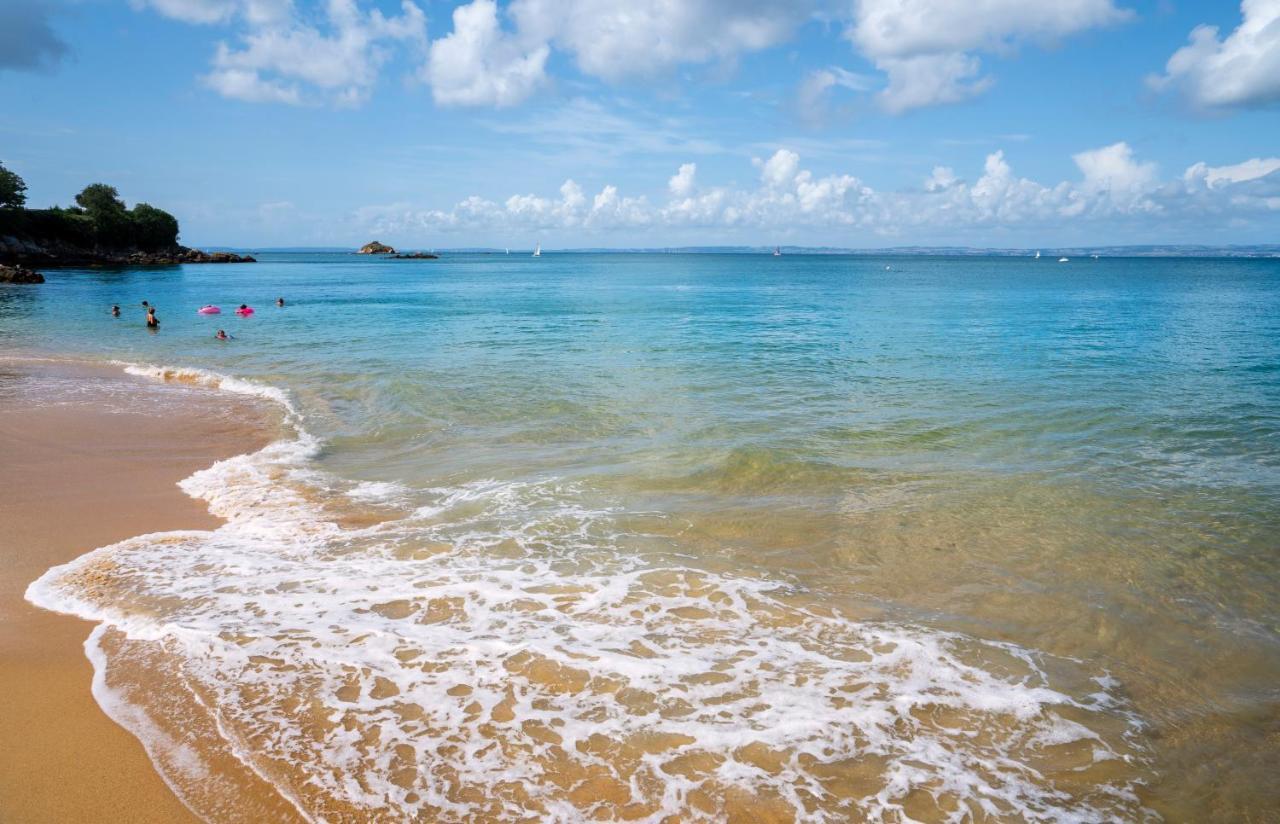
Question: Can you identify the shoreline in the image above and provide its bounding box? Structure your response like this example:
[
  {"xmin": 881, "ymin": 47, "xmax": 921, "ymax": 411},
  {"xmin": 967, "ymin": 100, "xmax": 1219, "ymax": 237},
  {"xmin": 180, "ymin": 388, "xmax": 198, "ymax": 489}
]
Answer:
[{"xmin": 0, "ymin": 359, "xmax": 276, "ymax": 822}]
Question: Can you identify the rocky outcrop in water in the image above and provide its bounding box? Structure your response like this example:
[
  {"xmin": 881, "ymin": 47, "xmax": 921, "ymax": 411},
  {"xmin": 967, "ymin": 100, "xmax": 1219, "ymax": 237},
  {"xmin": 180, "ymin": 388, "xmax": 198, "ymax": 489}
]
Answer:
[
  {"xmin": 0, "ymin": 264, "xmax": 44, "ymax": 283},
  {"xmin": 359, "ymin": 241, "xmax": 396, "ymax": 255},
  {"xmin": 390, "ymin": 252, "xmax": 438, "ymax": 259}
]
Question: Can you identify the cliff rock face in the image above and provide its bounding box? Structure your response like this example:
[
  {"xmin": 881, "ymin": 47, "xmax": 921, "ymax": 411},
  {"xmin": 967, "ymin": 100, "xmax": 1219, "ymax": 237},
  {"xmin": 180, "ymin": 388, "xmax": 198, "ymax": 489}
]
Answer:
[
  {"xmin": 0, "ymin": 235, "xmax": 255, "ymax": 267},
  {"xmin": 0, "ymin": 264, "xmax": 44, "ymax": 283},
  {"xmin": 358, "ymin": 241, "xmax": 396, "ymax": 255}
]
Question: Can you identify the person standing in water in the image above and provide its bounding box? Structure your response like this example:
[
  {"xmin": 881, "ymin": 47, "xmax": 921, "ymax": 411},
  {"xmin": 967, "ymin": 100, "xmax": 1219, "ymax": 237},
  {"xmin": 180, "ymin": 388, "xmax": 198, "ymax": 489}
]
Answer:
[
  {"xmin": 276, "ymin": 297, "xmax": 285, "ymax": 307},
  {"xmin": 145, "ymin": 306, "xmax": 159, "ymax": 328},
  {"xmin": 111, "ymin": 305, "xmax": 120, "ymax": 317}
]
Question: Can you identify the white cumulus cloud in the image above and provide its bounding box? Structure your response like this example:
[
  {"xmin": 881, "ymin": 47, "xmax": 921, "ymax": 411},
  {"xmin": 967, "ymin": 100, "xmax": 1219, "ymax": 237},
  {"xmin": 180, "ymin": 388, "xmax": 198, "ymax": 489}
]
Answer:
[
  {"xmin": 1184, "ymin": 157, "xmax": 1280, "ymax": 188},
  {"xmin": 1150, "ymin": 0, "xmax": 1280, "ymax": 109},
  {"xmin": 425, "ymin": 0, "xmax": 548, "ymax": 107},
  {"xmin": 847, "ymin": 0, "xmax": 1133, "ymax": 112},
  {"xmin": 197, "ymin": 0, "xmax": 427, "ymax": 106},
  {"xmin": 668, "ymin": 163, "xmax": 697, "ymax": 197},
  {"xmin": 510, "ymin": 0, "xmax": 805, "ymax": 82}
]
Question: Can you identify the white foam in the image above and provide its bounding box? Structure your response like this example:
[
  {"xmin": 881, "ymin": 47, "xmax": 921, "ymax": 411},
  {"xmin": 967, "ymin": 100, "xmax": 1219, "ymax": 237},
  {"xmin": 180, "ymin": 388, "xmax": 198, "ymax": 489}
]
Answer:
[
  {"xmin": 347, "ymin": 480, "xmax": 413, "ymax": 504},
  {"xmin": 115, "ymin": 361, "xmax": 297, "ymax": 415},
  {"xmin": 26, "ymin": 363, "xmax": 1154, "ymax": 822}
]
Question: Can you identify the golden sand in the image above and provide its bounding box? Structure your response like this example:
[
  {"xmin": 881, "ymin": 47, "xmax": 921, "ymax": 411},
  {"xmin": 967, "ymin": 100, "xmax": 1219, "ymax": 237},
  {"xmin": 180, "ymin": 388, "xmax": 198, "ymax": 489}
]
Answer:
[{"xmin": 0, "ymin": 362, "xmax": 275, "ymax": 822}]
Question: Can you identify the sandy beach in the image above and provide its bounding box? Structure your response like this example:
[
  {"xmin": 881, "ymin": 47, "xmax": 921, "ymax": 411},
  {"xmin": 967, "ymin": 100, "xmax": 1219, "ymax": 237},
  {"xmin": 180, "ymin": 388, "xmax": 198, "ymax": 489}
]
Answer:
[{"xmin": 0, "ymin": 361, "xmax": 275, "ymax": 822}]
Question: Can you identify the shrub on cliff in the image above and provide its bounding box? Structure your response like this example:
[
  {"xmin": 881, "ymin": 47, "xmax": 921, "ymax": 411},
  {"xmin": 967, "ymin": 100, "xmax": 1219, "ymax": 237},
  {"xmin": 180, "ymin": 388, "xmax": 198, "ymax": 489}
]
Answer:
[
  {"xmin": 75, "ymin": 183, "xmax": 132, "ymax": 246},
  {"xmin": 63, "ymin": 184, "xmax": 180, "ymax": 250},
  {"xmin": 130, "ymin": 203, "xmax": 179, "ymax": 250},
  {"xmin": 0, "ymin": 174, "xmax": 183, "ymax": 255}
]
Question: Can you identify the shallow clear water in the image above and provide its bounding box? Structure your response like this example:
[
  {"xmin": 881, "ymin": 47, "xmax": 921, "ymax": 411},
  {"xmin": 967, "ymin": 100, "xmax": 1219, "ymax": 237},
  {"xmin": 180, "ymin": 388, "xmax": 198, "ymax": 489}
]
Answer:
[{"xmin": 6, "ymin": 253, "xmax": 1280, "ymax": 821}]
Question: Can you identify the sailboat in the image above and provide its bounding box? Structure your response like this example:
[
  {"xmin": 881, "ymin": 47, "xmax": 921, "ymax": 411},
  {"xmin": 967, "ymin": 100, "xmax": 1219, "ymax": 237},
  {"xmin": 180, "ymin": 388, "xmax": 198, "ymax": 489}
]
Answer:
[
  {"xmin": 1034, "ymin": 251, "xmax": 1041, "ymax": 259},
  {"xmin": 1058, "ymin": 257, "xmax": 1070, "ymax": 263},
  {"xmin": 773, "ymin": 246, "xmax": 782, "ymax": 256},
  {"xmin": 532, "ymin": 242, "xmax": 541, "ymax": 258}
]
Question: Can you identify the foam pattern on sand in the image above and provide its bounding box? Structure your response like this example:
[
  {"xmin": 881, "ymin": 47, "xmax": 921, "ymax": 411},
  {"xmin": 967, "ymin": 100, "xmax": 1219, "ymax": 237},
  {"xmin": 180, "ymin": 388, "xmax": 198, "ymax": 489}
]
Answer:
[{"xmin": 29, "ymin": 364, "xmax": 1154, "ymax": 823}]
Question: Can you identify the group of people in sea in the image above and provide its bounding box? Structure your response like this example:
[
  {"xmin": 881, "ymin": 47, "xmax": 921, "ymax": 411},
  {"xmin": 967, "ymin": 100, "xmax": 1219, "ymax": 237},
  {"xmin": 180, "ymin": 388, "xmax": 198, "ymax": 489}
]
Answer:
[{"xmin": 112, "ymin": 297, "xmax": 285, "ymax": 339}]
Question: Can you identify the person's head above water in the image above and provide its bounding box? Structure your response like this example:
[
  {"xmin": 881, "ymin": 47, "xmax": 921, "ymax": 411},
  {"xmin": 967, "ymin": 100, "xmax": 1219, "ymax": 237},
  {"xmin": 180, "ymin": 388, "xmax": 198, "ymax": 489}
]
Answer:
[
  {"xmin": 276, "ymin": 297, "xmax": 284, "ymax": 306},
  {"xmin": 216, "ymin": 329, "xmax": 228, "ymax": 339},
  {"xmin": 240, "ymin": 303, "xmax": 248, "ymax": 310},
  {"xmin": 141, "ymin": 300, "xmax": 149, "ymax": 307}
]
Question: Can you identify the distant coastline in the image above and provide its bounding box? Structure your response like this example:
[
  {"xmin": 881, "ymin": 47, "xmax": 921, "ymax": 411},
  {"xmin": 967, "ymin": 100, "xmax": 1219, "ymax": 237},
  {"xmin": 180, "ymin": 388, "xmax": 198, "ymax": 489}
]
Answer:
[{"xmin": 202, "ymin": 244, "xmax": 1280, "ymax": 258}]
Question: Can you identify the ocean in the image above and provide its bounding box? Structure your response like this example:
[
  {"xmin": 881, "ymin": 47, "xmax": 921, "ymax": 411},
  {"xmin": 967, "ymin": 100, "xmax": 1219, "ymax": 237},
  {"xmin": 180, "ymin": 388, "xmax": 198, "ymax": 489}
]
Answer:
[{"xmin": 5, "ymin": 252, "xmax": 1279, "ymax": 821}]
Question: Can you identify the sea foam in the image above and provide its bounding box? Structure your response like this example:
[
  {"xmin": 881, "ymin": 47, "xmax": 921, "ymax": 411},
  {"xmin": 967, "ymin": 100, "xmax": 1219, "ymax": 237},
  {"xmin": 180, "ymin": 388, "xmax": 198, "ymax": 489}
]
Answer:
[{"xmin": 27, "ymin": 362, "xmax": 1154, "ymax": 822}]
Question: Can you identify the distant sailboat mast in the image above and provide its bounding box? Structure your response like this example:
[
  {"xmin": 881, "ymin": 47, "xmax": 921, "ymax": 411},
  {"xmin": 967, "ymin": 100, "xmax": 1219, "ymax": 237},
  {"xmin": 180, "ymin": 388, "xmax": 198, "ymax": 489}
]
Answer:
[
  {"xmin": 1035, "ymin": 250, "xmax": 1041, "ymax": 259},
  {"xmin": 773, "ymin": 246, "xmax": 782, "ymax": 256},
  {"xmin": 532, "ymin": 242, "xmax": 541, "ymax": 258}
]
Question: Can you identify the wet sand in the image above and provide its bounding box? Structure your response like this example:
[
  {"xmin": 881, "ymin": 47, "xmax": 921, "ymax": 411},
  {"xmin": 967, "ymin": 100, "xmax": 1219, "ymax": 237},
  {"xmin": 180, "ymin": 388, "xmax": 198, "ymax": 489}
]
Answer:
[{"xmin": 0, "ymin": 362, "xmax": 274, "ymax": 822}]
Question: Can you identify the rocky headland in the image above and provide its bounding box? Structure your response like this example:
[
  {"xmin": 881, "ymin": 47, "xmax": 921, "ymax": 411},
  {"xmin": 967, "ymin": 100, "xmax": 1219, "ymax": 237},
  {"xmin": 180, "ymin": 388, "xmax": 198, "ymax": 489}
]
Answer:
[
  {"xmin": 358, "ymin": 241, "xmax": 395, "ymax": 254},
  {"xmin": 0, "ymin": 169, "xmax": 255, "ymax": 278}
]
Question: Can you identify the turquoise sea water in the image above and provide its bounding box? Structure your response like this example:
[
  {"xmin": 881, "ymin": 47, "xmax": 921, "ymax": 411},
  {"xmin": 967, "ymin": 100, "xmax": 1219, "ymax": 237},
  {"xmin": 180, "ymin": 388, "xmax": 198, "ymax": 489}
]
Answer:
[{"xmin": 5, "ymin": 253, "xmax": 1280, "ymax": 821}]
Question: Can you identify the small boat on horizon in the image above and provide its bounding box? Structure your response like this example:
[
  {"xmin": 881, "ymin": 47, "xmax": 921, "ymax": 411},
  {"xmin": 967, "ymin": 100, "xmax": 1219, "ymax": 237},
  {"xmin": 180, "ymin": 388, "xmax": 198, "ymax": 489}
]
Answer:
[
  {"xmin": 773, "ymin": 246, "xmax": 782, "ymax": 256},
  {"xmin": 1035, "ymin": 251, "xmax": 1041, "ymax": 259},
  {"xmin": 532, "ymin": 242, "xmax": 541, "ymax": 258},
  {"xmin": 1059, "ymin": 257, "xmax": 1070, "ymax": 263}
]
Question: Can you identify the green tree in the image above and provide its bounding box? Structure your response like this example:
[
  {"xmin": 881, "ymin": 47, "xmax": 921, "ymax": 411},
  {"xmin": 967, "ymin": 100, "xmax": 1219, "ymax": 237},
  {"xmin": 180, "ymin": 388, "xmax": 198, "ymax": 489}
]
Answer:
[
  {"xmin": 130, "ymin": 203, "xmax": 179, "ymax": 250},
  {"xmin": 74, "ymin": 183, "xmax": 126, "ymax": 217},
  {"xmin": 75, "ymin": 183, "xmax": 131, "ymax": 246},
  {"xmin": 0, "ymin": 162, "xmax": 27, "ymax": 209}
]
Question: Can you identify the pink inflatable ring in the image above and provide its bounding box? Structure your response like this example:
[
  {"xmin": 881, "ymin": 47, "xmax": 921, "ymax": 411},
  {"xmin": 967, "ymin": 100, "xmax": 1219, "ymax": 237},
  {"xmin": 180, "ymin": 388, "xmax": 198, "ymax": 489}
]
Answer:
[
  {"xmin": 198, "ymin": 305, "xmax": 221, "ymax": 314},
  {"xmin": 235, "ymin": 306, "xmax": 254, "ymax": 316}
]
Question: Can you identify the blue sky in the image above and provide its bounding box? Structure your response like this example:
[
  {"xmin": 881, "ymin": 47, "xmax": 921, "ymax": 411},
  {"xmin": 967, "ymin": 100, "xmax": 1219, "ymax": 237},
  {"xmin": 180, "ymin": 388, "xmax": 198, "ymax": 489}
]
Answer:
[{"xmin": 2, "ymin": 0, "xmax": 1278, "ymax": 248}]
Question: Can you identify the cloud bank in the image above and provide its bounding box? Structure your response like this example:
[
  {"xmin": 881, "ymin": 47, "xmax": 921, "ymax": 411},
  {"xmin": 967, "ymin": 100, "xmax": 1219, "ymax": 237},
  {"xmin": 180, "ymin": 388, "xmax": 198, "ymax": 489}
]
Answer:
[{"xmin": 353, "ymin": 143, "xmax": 1280, "ymax": 242}]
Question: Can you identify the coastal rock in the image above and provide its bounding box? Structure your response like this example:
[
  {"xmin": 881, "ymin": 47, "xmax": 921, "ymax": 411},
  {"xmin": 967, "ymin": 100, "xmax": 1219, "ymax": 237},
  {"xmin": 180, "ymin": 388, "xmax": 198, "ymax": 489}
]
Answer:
[
  {"xmin": 359, "ymin": 241, "xmax": 396, "ymax": 255},
  {"xmin": 390, "ymin": 252, "xmax": 439, "ymax": 259},
  {"xmin": 0, "ymin": 264, "xmax": 44, "ymax": 283},
  {"xmin": 0, "ymin": 235, "xmax": 255, "ymax": 267}
]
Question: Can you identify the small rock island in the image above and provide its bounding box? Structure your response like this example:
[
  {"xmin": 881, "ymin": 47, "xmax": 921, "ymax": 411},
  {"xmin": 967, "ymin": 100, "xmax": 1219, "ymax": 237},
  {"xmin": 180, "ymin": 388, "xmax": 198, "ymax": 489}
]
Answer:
[{"xmin": 357, "ymin": 241, "xmax": 438, "ymax": 259}]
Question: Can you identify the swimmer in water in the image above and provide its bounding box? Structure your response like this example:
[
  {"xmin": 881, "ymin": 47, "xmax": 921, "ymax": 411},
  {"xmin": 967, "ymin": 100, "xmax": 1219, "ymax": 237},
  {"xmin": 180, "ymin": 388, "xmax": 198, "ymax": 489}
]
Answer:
[
  {"xmin": 276, "ymin": 297, "xmax": 285, "ymax": 307},
  {"xmin": 111, "ymin": 305, "xmax": 120, "ymax": 317},
  {"xmin": 141, "ymin": 300, "xmax": 150, "ymax": 308},
  {"xmin": 215, "ymin": 329, "xmax": 230, "ymax": 340}
]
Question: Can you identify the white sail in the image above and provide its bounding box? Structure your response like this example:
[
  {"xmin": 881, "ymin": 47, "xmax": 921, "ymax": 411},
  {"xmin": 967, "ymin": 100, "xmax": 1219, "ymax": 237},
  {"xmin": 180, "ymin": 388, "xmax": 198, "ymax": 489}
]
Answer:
[{"xmin": 533, "ymin": 242, "xmax": 541, "ymax": 257}]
